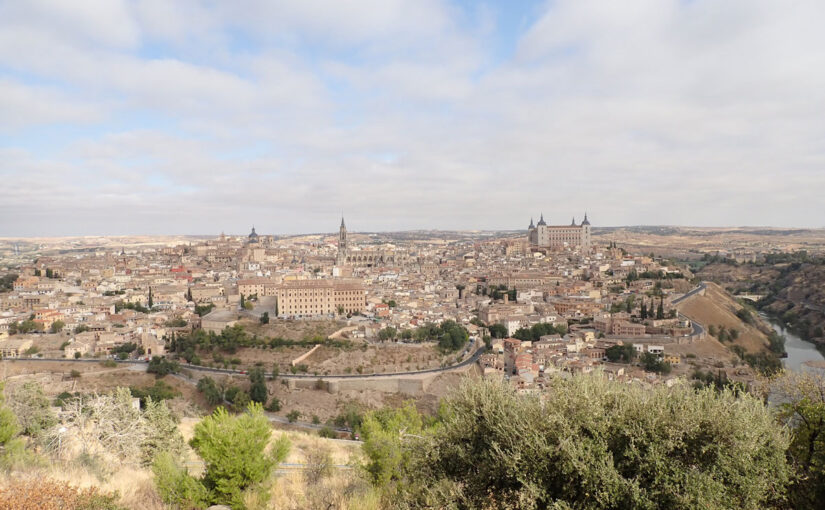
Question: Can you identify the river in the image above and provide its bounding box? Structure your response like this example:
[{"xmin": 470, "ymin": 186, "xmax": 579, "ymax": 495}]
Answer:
[{"xmin": 767, "ymin": 320, "xmax": 825, "ymax": 373}]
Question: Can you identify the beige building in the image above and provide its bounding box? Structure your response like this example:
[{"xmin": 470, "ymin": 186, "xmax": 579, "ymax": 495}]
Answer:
[
  {"xmin": 527, "ymin": 213, "xmax": 591, "ymax": 251},
  {"xmin": 275, "ymin": 279, "xmax": 366, "ymax": 318},
  {"xmin": 0, "ymin": 338, "xmax": 33, "ymax": 358}
]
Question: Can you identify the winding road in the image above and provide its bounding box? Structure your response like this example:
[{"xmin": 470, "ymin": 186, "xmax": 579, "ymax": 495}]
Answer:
[{"xmin": 7, "ymin": 341, "xmax": 486, "ymax": 381}]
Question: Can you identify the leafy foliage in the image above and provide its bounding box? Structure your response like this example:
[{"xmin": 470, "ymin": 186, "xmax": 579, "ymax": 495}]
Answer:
[
  {"xmin": 512, "ymin": 322, "xmax": 566, "ymax": 341},
  {"xmin": 605, "ymin": 343, "xmax": 637, "ymax": 363},
  {"xmin": 772, "ymin": 372, "xmax": 825, "ymax": 509},
  {"xmin": 147, "ymin": 356, "xmax": 179, "ymax": 377},
  {"xmin": 248, "ymin": 368, "xmax": 267, "ymax": 404},
  {"xmin": 0, "ymin": 479, "xmax": 126, "ymax": 510},
  {"xmin": 190, "ymin": 403, "xmax": 290, "ymax": 508},
  {"xmin": 367, "ymin": 377, "xmax": 791, "ymax": 510},
  {"xmin": 7, "ymin": 381, "xmax": 57, "ymax": 439},
  {"xmin": 640, "ymin": 352, "xmax": 672, "ymax": 374}
]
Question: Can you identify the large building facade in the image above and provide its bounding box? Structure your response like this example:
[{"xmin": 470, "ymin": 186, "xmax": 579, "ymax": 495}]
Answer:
[
  {"xmin": 527, "ymin": 213, "xmax": 592, "ymax": 251},
  {"xmin": 274, "ymin": 279, "xmax": 366, "ymax": 318},
  {"xmin": 336, "ymin": 217, "xmax": 407, "ymax": 267}
]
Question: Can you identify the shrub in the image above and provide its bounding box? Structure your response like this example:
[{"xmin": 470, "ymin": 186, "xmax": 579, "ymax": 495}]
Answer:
[
  {"xmin": 152, "ymin": 451, "xmax": 209, "ymax": 509},
  {"xmin": 368, "ymin": 376, "xmax": 792, "ymax": 509},
  {"xmin": 286, "ymin": 410, "xmax": 300, "ymax": 423},
  {"xmin": 180, "ymin": 404, "xmax": 290, "ymax": 508},
  {"xmin": 69, "ymin": 370, "xmax": 81, "ymax": 378},
  {"xmin": 265, "ymin": 397, "xmax": 281, "ymax": 412},
  {"xmin": 0, "ymin": 479, "xmax": 125, "ymax": 510},
  {"xmin": 318, "ymin": 425, "xmax": 337, "ymax": 438},
  {"xmin": 147, "ymin": 356, "xmax": 179, "ymax": 377},
  {"xmin": 0, "ymin": 383, "xmax": 35, "ymax": 470},
  {"xmin": 7, "ymin": 381, "xmax": 57, "ymax": 439},
  {"xmin": 248, "ymin": 368, "xmax": 267, "ymax": 404},
  {"xmin": 304, "ymin": 445, "xmax": 333, "ymax": 485}
]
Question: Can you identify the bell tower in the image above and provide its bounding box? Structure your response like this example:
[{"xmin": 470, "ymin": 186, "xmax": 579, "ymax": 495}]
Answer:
[{"xmin": 337, "ymin": 216, "xmax": 348, "ymax": 265}]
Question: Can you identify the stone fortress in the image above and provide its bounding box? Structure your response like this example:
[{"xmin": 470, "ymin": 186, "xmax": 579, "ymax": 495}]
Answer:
[{"xmin": 527, "ymin": 213, "xmax": 592, "ymax": 251}]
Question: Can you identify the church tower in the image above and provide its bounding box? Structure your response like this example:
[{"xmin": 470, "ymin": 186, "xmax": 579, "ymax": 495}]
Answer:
[{"xmin": 337, "ymin": 217, "xmax": 348, "ymax": 265}]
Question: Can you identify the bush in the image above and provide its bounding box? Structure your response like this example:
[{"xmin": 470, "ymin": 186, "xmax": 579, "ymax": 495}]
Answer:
[
  {"xmin": 7, "ymin": 381, "xmax": 57, "ymax": 439},
  {"xmin": 152, "ymin": 451, "xmax": 209, "ymax": 509},
  {"xmin": 318, "ymin": 425, "xmax": 337, "ymax": 438},
  {"xmin": 196, "ymin": 377, "xmax": 224, "ymax": 406},
  {"xmin": 0, "ymin": 383, "xmax": 35, "ymax": 470},
  {"xmin": 69, "ymin": 370, "xmax": 81, "ymax": 378},
  {"xmin": 265, "ymin": 397, "xmax": 281, "ymax": 412},
  {"xmin": 368, "ymin": 376, "xmax": 791, "ymax": 509},
  {"xmin": 286, "ymin": 410, "xmax": 300, "ymax": 423},
  {"xmin": 304, "ymin": 446, "xmax": 333, "ymax": 485},
  {"xmin": 248, "ymin": 368, "xmax": 267, "ymax": 404},
  {"xmin": 147, "ymin": 356, "xmax": 179, "ymax": 377},
  {"xmin": 160, "ymin": 404, "xmax": 291, "ymax": 508},
  {"xmin": 0, "ymin": 479, "xmax": 125, "ymax": 510}
]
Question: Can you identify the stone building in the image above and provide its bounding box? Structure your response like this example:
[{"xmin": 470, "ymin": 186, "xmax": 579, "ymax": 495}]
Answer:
[
  {"xmin": 336, "ymin": 217, "xmax": 407, "ymax": 267},
  {"xmin": 527, "ymin": 213, "xmax": 591, "ymax": 251},
  {"xmin": 275, "ymin": 279, "xmax": 366, "ymax": 317}
]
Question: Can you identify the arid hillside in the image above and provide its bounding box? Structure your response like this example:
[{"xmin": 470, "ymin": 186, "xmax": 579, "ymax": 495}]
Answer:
[
  {"xmin": 698, "ymin": 255, "xmax": 825, "ymax": 347},
  {"xmin": 676, "ymin": 282, "xmax": 772, "ymax": 354}
]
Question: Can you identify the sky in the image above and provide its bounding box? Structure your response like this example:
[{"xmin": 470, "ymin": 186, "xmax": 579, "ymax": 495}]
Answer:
[{"xmin": 1, "ymin": 0, "xmax": 824, "ymax": 236}]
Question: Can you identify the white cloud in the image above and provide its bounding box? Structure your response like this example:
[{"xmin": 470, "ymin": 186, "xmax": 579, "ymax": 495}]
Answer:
[{"xmin": 1, "ymin": 0, "xmax": 824, "ymax": 235}]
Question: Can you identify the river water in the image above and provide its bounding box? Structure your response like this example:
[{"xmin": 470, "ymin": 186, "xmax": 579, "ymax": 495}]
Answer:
[{"xmin": 768, "ymin": 320, "xmax": 825, "ymax": 373}]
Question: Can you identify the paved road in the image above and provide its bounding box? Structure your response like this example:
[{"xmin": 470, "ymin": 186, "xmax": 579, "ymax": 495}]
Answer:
[
  {"xmin": 10, "ymin": 342, "xmax": 486, "ymax": 381},
  {"xmin": 672, "ymin": 282, "xmax": 707, "ymax": 338},
  {"xmin": 671, "ymin": 281, "xmax": 707, "ymax": 306}
]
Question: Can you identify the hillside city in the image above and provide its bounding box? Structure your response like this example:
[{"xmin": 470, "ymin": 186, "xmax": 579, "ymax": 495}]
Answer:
[
  {"xmin": 0, "ymin": 215, "xmax": 737, "ymax": 391},
  {"xmin": 3, "ymin": 1, "xmax": 825, "ymax": 509}
]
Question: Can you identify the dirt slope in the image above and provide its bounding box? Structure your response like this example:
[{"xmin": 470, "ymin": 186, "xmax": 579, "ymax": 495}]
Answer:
[{"xmin": 676, "ymin": 282, "xmax": 770, "ymax": 354}]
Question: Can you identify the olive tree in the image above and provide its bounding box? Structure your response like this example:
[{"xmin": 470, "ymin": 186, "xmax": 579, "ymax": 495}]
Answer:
[{"xmin": 373, "ymin": 376, "xmax": 791, "ymax": 510}]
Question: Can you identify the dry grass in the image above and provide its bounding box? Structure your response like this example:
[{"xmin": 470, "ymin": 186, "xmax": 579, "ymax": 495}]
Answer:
[
  {"xmin": 677, "ymin": 282, "xmax": 770, "ymax": 354},
  {"xmin": 0, "ymin": 465, "xmax": 164, "ymax": 510}
]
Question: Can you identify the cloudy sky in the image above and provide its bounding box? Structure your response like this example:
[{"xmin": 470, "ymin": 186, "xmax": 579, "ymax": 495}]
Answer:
[{"xmin": 1, "ymin": 0, "xmax": 824, "ymax": 236}]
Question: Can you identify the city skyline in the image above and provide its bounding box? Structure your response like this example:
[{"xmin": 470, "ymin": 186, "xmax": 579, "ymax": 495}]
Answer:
[{"xmin": 2, "ymin": 0, "xmax": 824, "ymax": 236}]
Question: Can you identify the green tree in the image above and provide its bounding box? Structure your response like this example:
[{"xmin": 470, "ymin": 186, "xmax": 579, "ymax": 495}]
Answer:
[
  {"xmin": 488, "ymin": 323, "xmax": 508, "ymax": 338},
  {"xmin": 656, "ymin": 296, "xmax": 665, "ymax": 319},
  {"xmin": 186, "ymin": 404, "xmax": 290, "ymax": 508},
  {"xmin": 7, "ymin": 381, "xmax": 56, "ymax": 439},
  {"xmin": 361, "ymin": 402, "xmax": 432, "ymax": 489},
  {"xmin": 378, "ymin": 327, "xmax": 397, "ymax": 341},
  {"xmin": 147, "ymin": 356, "xmax": 179, "ymax": 377},
  {"xmin": 773, "ymin": 372, "xmax": 825, "ymax": 509},
  {"xmin": 384, "ymin": 377, "xmax": 791, "ymax": 510},
  {"xmin": 640, "ymin": 352, "xmax": 672, "ymax": 374},
  {"xmin": 148, "ymin": 287, "xmax": 153, "ymax": 309},
  {"xmin": 197, "ymin": 377, "xmax": 224, "ymax": 406},
  {"xmin": 50, "ymin": 320, "xmax": 65, "ymax": 333},
  {"xmin": 605, "ymin": 344, "xmax": 636, "ymax": 363},
  {"xmin": 640, "ymin": 298, "xmax": 647, "ymax": 320},
  {"xmin": 0, "ymin": 384, "xmax": 33, "ymax": 470},
  {"xmin": 248, "ymin": 368, "xmax": 267, "ymax": 404},
  {"xmin": 259, "ymin": 312, "xmax": 269, "ymax": 324}
]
